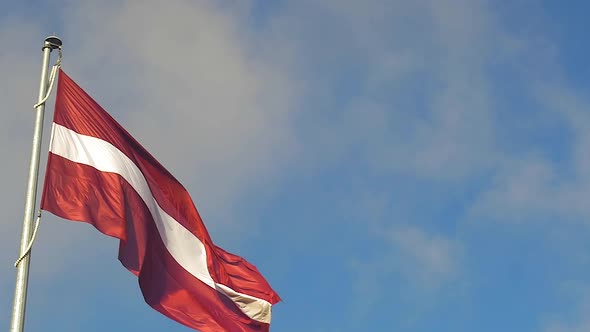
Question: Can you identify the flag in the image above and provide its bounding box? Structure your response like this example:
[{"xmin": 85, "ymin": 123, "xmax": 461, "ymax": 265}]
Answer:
[{"xmin": 40, "ymin": 69, "xmax": 280, "ymax": 332}]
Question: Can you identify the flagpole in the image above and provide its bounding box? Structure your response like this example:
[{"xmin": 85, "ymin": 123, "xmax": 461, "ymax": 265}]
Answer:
[{"xmin": 10, "ymin": 35, "xmax": 62, "ymax": 332}]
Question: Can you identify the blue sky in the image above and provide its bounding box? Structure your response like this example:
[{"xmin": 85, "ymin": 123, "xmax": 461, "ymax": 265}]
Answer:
[{"xmin": 2, "ymin": 1, "xmax": 590, "ymax": 331}]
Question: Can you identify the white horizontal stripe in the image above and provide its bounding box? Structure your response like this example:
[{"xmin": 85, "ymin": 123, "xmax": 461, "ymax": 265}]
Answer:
[{"xmin": 49, "ymin": 123, "xmax": 272, "ymax": 323}]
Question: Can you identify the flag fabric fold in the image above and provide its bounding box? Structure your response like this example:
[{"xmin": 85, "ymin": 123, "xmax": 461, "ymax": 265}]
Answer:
[{"xmin": 40, "ymin": 69, "xmax": 280, "ymax": 332}]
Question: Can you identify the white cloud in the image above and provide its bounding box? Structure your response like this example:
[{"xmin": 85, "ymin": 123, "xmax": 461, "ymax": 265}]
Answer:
[
  {"xmin": 274, "ymin": 0, "xmax": 507, "ymax": 181},
  {"xmin": 349, "ymin": 225, "xmax": 461, "ymax": 322},
  {"xmin": 390, "ymin": 226, "xmax": 460, "ymax": 285},
  {"xmin": 471, "ymin": 79, "xmax": 590, "ymax": 223}
]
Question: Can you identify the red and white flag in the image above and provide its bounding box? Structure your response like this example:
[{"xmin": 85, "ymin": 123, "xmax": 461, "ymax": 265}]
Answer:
[{"xmin": 41, "ymin": 69, "xmax": 280, "ymax": 332}]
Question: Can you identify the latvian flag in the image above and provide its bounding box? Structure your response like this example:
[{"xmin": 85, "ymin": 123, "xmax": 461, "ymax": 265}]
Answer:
[{"xmin": 40, "ymin": 69, "xmax": 280, "ymax": 332}]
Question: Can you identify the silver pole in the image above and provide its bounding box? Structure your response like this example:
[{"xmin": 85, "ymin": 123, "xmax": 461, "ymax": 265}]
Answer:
[{"xmin": 10, "ymin": 35, "xmax": 62, "ymax": 332}]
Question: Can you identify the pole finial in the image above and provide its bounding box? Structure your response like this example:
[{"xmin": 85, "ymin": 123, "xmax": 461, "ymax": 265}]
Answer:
[{"xmin": 43, "ymin": 35, "xmax": 62, "ymax": 50}]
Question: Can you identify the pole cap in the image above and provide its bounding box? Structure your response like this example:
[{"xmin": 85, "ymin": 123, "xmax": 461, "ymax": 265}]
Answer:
[{"xmin": 43, "ymin": 36, "xmax": 62, "ymax": 50}]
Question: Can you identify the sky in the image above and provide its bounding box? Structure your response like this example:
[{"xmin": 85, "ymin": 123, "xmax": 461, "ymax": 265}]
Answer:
[{"xmin": 1, "ymin": 1, "xmax": 590, "ymax": 331}]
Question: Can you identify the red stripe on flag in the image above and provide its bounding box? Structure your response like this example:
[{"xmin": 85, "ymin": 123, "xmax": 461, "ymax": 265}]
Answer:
[{"xmin": 42, "ymin": 154, "xmax": 270, "ymax": 332}]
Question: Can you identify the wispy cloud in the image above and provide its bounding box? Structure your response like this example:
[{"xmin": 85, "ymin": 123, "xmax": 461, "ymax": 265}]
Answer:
[
  {"xmin": 349, "ymin": 225, "xmax": 461, "ymax": 324},
  {"xmin": 390, "ymin": 226, "xmax": 460, "ymax": 285},
  {"xmin": 471, "ymin": 76, "xmax": 590, "ymax": 223}
]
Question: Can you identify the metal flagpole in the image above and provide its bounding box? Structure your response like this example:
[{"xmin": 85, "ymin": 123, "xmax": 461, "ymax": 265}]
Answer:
[{"xmin": 10, "ymin": 35, "xmax": 62, "ymax": 332}]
